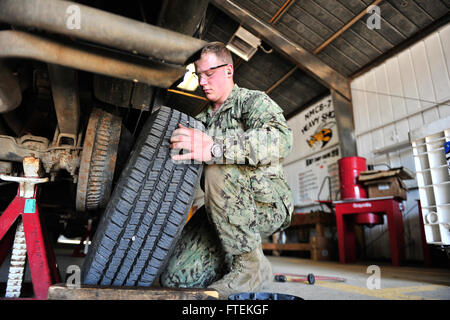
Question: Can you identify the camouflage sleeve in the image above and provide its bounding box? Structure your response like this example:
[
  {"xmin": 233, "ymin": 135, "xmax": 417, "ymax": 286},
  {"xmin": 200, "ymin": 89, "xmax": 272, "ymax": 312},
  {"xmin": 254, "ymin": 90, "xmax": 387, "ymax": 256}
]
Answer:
[{"xmin": 217, "ymin": 93, "xmax": 293, "ymax": 166}]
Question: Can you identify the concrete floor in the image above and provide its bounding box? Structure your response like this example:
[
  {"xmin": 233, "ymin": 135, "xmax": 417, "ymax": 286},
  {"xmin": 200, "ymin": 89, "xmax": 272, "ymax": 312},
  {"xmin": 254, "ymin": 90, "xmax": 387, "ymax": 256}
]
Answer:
[
  {"xmin": 1, "ymin": 246, "xmax": 449, "ymax": 300},
  {"xmin": 264, "ymin": 255, "xmax": 450, "ymax": 300}
]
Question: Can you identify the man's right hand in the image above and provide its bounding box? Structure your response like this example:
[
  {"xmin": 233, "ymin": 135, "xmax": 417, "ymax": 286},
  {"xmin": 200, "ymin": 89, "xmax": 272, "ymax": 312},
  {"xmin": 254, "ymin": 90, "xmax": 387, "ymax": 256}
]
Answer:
[{"xmin": 170, "ymin": 124, "xmax": 214, "ymax": 162}]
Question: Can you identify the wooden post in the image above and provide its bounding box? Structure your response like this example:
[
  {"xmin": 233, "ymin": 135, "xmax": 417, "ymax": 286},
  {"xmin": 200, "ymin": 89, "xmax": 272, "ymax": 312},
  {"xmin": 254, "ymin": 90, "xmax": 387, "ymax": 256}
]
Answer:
[{"xmin": 331, "ymin": 89, "xmax": 357, "ymax": 157}]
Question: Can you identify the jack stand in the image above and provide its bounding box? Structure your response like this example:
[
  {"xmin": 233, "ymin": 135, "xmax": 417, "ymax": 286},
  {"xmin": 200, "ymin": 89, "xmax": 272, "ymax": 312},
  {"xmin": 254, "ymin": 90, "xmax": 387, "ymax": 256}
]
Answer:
[
  {"xmin": 0, "ymin": 157, "xmax": 61, "ymax": 299},
  {"xmin": 72, "ymin": 219, "xmax": 93, "ymax": 257}
]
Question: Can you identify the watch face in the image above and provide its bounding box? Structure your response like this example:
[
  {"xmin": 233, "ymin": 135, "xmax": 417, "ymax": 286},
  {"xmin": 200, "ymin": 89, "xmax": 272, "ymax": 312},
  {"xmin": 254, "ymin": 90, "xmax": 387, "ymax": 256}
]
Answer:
[{"xmin": 212, "ymin": 144, "xmax": 222, "ymax": 157}]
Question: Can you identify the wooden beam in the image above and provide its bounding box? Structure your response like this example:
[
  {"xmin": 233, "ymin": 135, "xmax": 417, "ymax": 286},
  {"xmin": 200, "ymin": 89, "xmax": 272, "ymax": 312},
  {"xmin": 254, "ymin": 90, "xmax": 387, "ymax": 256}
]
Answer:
[
  {"xmin": 167, "ymin": 89, "xmax": 208, "ymax": 101},
  {"xmin": 269, "ymin": 0, "xmax": 295, "ymax": 25},
  {"xmin": 212, "ymin": 0, "xmax": 351, "ymax": 100},
  {"xmin": 265, "ymin": 66, "xmax": 297, "ymax": 94},
  {"xmin": 314, "ymin": 0, "xmax": 383, "ymax": 55},
  {"xmin": 48, "ymin": 283, "xmax": 219, "ymax": 300}
]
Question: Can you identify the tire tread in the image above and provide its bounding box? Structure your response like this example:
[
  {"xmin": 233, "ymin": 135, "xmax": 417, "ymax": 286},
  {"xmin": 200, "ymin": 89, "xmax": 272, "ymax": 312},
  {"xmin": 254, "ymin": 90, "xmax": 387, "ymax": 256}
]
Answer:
[{"xmin": 81, "ymin": 107, "xmax": 203, "ymax": 286}]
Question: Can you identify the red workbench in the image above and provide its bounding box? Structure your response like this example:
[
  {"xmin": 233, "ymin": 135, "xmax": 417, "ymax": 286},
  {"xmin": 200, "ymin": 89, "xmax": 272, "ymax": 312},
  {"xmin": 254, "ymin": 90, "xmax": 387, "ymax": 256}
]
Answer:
[{"xmin": 333, "ymin": 196, "xmax": 406, "ymax": 266}]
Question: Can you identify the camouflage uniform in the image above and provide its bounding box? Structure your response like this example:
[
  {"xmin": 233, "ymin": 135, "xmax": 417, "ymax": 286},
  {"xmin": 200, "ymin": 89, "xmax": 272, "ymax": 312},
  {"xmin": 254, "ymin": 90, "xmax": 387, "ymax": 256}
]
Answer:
[{"xmin": 160, "ymin": 84, "xmax": 293, "ymax": 288}]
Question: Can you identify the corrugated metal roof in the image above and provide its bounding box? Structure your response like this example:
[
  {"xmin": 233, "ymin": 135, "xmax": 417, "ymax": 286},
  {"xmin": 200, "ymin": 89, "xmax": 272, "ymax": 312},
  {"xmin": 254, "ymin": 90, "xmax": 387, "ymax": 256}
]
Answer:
[{"xmin": 165, "ymin": 0, "xmax": 449, "ymax": 119}]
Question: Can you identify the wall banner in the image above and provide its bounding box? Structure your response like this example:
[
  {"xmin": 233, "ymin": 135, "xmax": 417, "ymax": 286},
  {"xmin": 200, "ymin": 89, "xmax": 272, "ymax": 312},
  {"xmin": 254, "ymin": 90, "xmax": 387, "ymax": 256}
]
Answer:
[{"xmin": 286, "ymin": 95, "xmax": 339, "ymax": 163}]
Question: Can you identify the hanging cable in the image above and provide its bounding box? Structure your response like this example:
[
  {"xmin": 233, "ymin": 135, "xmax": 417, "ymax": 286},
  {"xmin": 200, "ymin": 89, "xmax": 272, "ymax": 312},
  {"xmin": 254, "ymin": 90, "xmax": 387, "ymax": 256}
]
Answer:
[
  {"xmin": 351, "ymin": 88, "xmax": 450, "ymax": 107},
  {"xmin": 259, "ymin": 44, "xmax": 273, "ymax": 54}
]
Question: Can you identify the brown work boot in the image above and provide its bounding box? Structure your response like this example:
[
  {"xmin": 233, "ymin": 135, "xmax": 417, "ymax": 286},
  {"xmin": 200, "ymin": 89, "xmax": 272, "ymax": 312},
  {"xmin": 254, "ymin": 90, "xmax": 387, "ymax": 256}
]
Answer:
[
  {"xmin": 208, "ymin": 247, "xmax": 271, "ymax": 299},
  {"xmin": 258, "ymin": 246, "xmax": 273, "ymax": 288}
]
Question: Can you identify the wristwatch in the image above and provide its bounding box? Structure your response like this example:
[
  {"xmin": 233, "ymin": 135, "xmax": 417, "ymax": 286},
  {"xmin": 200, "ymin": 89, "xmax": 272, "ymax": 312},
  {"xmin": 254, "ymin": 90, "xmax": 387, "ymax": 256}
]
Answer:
[{"xmin": 210, "ymin": 140, "xmax": 224, "ymax": 158}]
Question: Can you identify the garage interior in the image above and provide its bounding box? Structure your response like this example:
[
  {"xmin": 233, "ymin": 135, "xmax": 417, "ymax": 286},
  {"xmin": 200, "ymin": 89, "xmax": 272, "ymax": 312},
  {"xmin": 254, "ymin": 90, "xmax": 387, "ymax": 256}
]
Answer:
[{"xmin": 0, "ymin": 0, "xmax": 449, "ymax": 300}]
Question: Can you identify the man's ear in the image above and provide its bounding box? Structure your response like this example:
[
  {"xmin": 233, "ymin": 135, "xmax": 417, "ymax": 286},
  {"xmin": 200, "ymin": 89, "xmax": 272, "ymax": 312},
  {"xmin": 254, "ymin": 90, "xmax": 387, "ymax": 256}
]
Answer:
[{"xmin": 226, "ymin": 64, "xmax": 234, "ymax": 77}]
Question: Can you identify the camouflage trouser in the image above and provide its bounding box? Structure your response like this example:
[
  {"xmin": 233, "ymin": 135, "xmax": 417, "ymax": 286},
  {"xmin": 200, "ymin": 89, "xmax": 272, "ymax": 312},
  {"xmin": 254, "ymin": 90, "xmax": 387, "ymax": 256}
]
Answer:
[{"xmin": 160, "ymin": 164, "xmax": 288, "ymax": 288}]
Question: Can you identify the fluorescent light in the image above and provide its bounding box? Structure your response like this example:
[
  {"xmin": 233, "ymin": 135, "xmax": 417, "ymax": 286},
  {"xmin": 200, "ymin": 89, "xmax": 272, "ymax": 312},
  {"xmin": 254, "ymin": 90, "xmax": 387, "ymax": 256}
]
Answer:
[
  {"xmin": 176, "ymin": 63, "xmax": 199, "ymax": 91},
  {"xmin": 226, "ymin": 26, "xmax": 261, "ymax": 61}
]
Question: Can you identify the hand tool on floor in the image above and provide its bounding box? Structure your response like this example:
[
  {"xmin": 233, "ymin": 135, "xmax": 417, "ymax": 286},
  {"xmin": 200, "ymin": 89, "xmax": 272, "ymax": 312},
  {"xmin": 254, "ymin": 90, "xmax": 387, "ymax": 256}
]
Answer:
[{"xmin": 274, "ymin": 273, "xmax": 346, "ymax": 285}]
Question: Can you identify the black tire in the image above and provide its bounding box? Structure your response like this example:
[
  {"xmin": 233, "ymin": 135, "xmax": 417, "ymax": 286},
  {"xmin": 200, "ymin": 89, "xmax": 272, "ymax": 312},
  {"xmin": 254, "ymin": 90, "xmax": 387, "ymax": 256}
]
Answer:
[
  {"xmin": 81, "ymin": 106, "xmax": 204, "ymax": 286},
  {"xmin": 76, "ymin": 108, "xmax": 122, "ymax": 212}
]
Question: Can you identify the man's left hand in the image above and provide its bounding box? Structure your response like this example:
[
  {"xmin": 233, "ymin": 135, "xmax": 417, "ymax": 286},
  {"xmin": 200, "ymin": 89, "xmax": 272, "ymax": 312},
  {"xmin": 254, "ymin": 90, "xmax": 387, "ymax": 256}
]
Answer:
[{"xmin": 170, "ymin": 124, "xmax": 213, "ymax": 162}]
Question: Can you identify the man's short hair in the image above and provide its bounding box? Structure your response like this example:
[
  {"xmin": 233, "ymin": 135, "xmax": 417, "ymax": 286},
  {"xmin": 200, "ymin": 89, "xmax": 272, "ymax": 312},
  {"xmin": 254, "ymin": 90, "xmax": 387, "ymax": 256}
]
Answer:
[{"xmin": 200, "ymin": 42, "xmax": 233, "ymax": 65}]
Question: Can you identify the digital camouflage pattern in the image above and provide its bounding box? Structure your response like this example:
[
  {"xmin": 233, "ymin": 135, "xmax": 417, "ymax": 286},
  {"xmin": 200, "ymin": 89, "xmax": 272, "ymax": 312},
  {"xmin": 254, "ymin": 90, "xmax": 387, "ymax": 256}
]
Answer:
[
  {"xmin": 199, "ymin": 84, "xmax": 294, "ymax": 228},
  {"xmin": 202, "ymin": 163, "xmax": 288, "ymax": 255},
  {"xmin": 160, "ymin": 84, "xmax": 293, "ymax": 288},
  {"xmin": 160, "ymin": 206, "xmax": 229, "ymax": 288}
]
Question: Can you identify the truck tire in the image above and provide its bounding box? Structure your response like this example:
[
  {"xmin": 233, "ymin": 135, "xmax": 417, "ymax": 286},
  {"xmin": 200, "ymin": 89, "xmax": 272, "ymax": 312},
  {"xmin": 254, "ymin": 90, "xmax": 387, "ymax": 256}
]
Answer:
[{"xmin": 81, "ymin": 106, "xmax": 204, "ymax": 286}]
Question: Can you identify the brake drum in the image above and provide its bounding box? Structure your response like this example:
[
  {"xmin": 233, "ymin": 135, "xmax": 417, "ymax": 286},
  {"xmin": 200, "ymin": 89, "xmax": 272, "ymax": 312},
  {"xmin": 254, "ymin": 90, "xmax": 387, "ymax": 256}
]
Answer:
[{"xmin": 76, "ymin": 108, "xmax": 122, "ymax": 212}]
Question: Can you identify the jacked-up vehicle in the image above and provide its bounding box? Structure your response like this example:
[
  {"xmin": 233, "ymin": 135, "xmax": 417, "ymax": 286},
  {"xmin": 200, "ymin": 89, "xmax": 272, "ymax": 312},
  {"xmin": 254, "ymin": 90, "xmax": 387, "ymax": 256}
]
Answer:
[{"xmin": 0, "ymin": 0, "xmax": 208, "ymax": 287}]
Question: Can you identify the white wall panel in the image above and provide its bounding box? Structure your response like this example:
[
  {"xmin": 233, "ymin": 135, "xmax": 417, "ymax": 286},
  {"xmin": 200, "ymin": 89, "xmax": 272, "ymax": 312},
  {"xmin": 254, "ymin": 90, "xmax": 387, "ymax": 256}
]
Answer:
[
  {"xmin": 395, "ymin": 119, "xmax": 410, "ymax": 142},
  {"xmin": 399, "ymin": 149, "xmax": 415, "ymax": 183},
  {"xmin": 385, "ymin": 57, "xmax": 408, "ymax": 121},
  {"xmin": 388, "ymin": 151, "xmax": 402, "ymax": 168},
  {"xmin": 408, "ymin": 114, "xmax": 424, "ymax": 132},
  {"xmin": 364, "ymin": 72, "xmax": 382, "ymax": 130},
  {"xmin": 374, "ymin": 64, "xmax": 394, "ymax": 125},
  {"xmin": 371, "ymin": 128, "xmax": 384, "ymax": 152},
  {"xmin": 423, "ymin": 107, "xmax": 440, "ymax": 124},
  {"xmin": 358, "ymin": 132, "xmax": 372, "ymax": 158},
  {"xmin": 425, "ymin": 33, "xmax": 450, "ymax": 103},
  {"xmin": 411, "ymin": 42, "xmax": 436, "ymax": 110},
  {"xmin": 350, "ymin": 23, "xmax": 450, "ymax": 262},
  {"xmin": 439, "ymin": 103, "xmax": 450, "ymax": 118},
  {"xmin": 398, "ymin": 50, "xmax": 421, "ymax": 115},
  {"xmin": 440, "ymin": 25, "xmax": 450, "ymax": 75},
  {"xmin": 350, "ymin": 77, "xmax": 368, "ymax": 134},
  {"xmin": 382, "ymin": 124, "xmax": 396, "ymax": 148}
]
